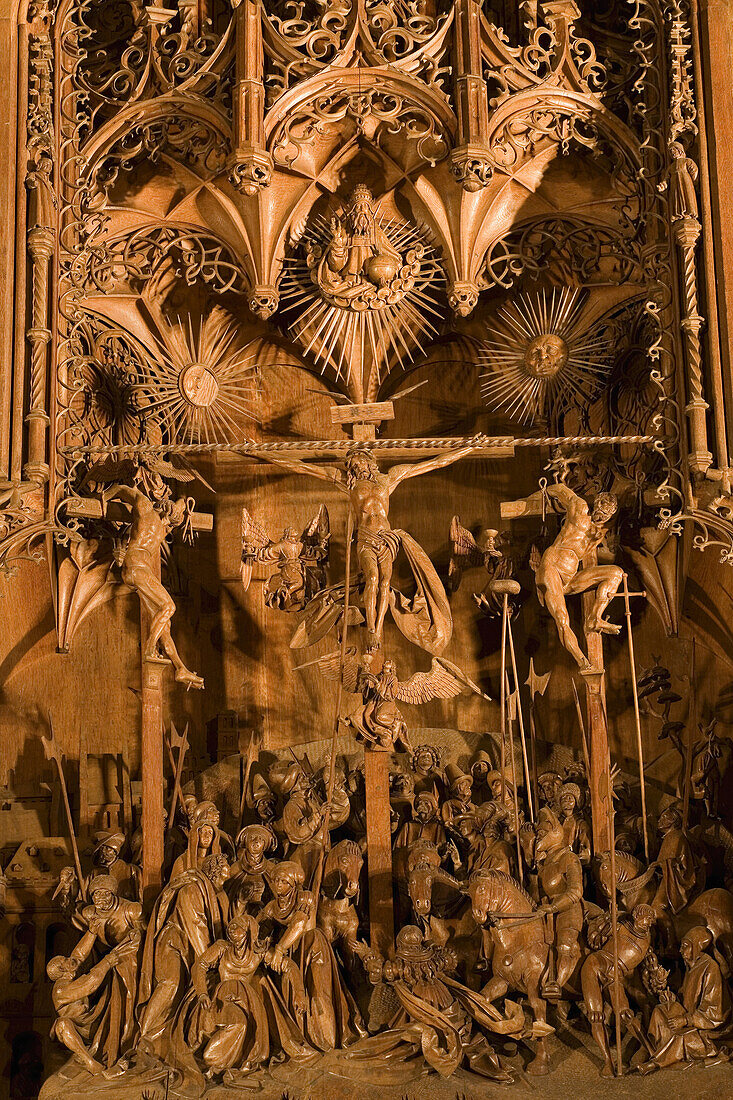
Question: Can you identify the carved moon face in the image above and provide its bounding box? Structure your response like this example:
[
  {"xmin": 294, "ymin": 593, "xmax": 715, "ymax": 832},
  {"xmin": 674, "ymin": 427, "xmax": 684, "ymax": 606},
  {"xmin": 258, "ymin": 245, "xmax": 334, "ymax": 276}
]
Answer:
[
  {"xmin": 178, "ymin": 363, "xmax": 220, "ymax": 408},
  {"xmin": 523, "ymin": 333, "xmax": 569, "ymax": 379}
]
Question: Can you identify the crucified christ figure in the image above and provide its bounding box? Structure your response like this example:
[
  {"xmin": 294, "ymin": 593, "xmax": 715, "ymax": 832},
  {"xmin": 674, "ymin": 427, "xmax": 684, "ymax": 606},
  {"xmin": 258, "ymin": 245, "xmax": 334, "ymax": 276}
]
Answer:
[
  {"xmin": 102, "ymin": 483, "xmax": 204, "ymax": 689},
  {"xmin": 261, "ymin": 439, "xmax": 482, "ymax": 652},
  {"xmin": 534, "ymin": 482, "xmax": 623, "ymax": 670}
]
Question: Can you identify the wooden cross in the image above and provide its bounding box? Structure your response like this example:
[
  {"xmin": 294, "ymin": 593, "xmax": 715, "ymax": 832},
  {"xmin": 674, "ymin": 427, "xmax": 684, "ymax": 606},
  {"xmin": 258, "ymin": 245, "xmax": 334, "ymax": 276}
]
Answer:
[
  {"xmin": 64, "ymin": 497, "xmax": 213, "ymax": 532},
  {"xmin": 65, "ymin": 495, "xmax": 213, "ymax": 902},
  {"xmin": 331, "ymin": 401, "xmax": 395, "ymax": 954}
]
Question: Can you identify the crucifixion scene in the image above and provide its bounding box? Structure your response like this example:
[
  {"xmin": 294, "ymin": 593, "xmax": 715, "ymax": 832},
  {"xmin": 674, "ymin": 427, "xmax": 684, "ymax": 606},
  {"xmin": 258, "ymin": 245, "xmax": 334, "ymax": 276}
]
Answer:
[{"xmin": 4, "ymin": 3, "xmax": 733, "ymax": 1100}]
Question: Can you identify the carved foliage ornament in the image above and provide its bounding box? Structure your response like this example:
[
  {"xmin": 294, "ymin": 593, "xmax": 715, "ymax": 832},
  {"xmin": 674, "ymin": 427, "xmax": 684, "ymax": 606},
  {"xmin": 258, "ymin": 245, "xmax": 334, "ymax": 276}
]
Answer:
[
  {"xmin": 482, "ymin": 216, "xmax": 646, "ymax": 291},
  {"xmin": 269, "ymin": 78, "xmax": 451, "ymax": 171},
  {"xmin": 262, "ymin": 0, "xmax": 453, "ymax": 100},
  {"xmin": 79, "ymin": 225, "xmax": 249, "ymax": 297},
  {"xmin": 74, "ymin": 0, "xmax": 234, "ymax": 126}
]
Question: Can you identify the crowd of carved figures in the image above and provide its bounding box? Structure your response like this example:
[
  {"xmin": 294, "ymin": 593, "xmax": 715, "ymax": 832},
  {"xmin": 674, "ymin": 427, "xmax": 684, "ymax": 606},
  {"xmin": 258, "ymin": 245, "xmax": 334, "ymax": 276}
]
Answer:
[
  {"xmin": 5, "ymin": 0, "xmax": 733, "ymax": 1094},
  {"xmin": 33, "ymin": 450, "xmax": 733, "ymax": 1090},
  {"xmin": 45, "ymin": 696, "xmax": 733, "ymax": 1086}
]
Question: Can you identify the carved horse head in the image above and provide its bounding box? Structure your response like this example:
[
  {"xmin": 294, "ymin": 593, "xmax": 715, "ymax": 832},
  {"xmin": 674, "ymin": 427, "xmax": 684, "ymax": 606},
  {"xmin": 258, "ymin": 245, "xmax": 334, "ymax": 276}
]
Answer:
[
  {"xmin": 406, "ymin": 839, "xmax": 442, "ymax": 920},
  {"xmin": 322, "ymin": 838, "xmax": 363, "ymax": 900},
  {"xmin": 468, "ymin": 868, "xmax": 537, "ymax": 927}
]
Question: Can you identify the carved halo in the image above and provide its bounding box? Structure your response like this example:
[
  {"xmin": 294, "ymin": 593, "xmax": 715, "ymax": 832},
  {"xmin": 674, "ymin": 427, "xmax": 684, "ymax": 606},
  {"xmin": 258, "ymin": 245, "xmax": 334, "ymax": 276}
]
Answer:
[
  {"xmin": 280, "ymin": 186, "xmax": 445, "ymax": 393},
  {"xmin": 137, "ymin": 308, "xmax": 258, "ymax": 444},
  {"xmin": 478, "ymin": 287, "xmax": 615, "ymax": 426}
]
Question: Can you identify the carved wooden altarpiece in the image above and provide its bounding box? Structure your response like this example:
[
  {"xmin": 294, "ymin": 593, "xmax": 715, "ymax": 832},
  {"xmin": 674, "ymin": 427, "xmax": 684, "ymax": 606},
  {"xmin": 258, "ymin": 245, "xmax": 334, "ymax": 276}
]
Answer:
[{"xmin": 3, "ymin": 0, "xmax": 733, "ymax": 1098}]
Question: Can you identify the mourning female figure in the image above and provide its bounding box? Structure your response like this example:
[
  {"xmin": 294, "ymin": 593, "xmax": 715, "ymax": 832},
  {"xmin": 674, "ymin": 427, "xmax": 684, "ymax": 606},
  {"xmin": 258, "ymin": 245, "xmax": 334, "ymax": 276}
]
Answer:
[
  {"xmin": 257, "ymin": 860, "xmax": 366, "ymax": 1051},
  {"xmin": 180, "ymin": 914, "xmax": 273, "ymax": 1079},
  {"xmin": 137, "ymin": 854, "xmax": 230, "ymax": 1051},
  {"xmin": 169, "ymin": 800, "xmax": 232, "ymax": 878}
]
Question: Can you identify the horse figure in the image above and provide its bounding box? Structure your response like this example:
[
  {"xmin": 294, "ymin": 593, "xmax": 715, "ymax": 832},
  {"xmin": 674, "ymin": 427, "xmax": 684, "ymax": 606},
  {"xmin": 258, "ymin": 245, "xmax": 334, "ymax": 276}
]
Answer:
[
  {"xmin": 317, "ymin": 839, "xmax": 365, "ymax": 967},
  {"xmin": 405, "ymin": 840, "xmax": 478, "ymax": 958},
  {"xmin": 468, "ymin": 869, "xmax": 553, "ymax": 1074},
  {"xmin": 595, "ymin": 848, "xmax": 733, "ymax": 972},
  {"xmin": 595, "ymin": 849, "xmax": 658, "ymax": 912}
]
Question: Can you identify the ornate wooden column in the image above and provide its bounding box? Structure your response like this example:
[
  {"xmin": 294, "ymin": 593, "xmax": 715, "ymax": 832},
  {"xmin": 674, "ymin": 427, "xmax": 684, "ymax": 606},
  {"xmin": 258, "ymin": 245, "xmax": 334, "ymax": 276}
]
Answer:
[
  {"xmin": 696, "ymin": 0, "xmax": 733, "ymax": 472},
  {"xmin": 229, "ymin": 0, "xmax": 272, "ymax": 195},
  {"xmin": 451, "ymin": 0, "xmax": 493, "ymax": 192},
  {"xmin": 24, "ymin": 15, "xmax": 55, "ymax": 485}
]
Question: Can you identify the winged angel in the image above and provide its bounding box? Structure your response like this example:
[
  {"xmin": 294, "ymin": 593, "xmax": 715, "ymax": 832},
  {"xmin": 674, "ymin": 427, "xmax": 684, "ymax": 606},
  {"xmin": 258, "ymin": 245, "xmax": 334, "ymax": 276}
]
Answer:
[
  {"xmin": 448, "ymin": 516, "xmax": 516, "ymax": 615},
  {"xmin": 311, "ymin": 650, "xmax": 489, "ymax": 753},
  {"xmin": 240, "ymin": 505, "xmax": 330, "ymax": 612}
]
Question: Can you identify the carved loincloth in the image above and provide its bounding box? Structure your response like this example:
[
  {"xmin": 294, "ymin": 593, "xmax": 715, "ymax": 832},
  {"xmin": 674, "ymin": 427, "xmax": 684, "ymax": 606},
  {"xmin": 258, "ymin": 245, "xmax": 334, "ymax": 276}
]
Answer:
[{"xmin": 358, "ymin": 528, "xmax": 452, "ymax": 655}]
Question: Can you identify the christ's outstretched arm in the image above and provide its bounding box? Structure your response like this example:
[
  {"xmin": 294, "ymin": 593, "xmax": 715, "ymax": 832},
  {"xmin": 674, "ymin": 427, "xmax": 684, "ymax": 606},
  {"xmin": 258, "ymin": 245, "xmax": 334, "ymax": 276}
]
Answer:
[
  {"xmin": 254, "ymin": 454, "xmax": 347, "ymax": 491},
  {"xmin": 386, "ymin": 438, "xmax": 483, "ymax": 491}
]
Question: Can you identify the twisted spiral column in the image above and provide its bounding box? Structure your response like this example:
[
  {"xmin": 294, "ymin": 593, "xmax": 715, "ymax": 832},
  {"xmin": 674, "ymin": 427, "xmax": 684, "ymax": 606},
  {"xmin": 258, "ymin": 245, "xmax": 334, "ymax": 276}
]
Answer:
[
  {"xmin": 675, "ymin": 217, "xmax": 712, "ymax": 473},
  {"xmin": 25, "ymin": 225, "xmax": 54, "ymax": 483}
]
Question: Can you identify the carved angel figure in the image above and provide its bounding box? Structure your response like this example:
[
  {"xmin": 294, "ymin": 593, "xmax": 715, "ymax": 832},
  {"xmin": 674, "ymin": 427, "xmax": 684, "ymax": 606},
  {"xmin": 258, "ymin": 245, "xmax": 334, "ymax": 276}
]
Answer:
[
  {"xmin": 449, "ymin": 517, "xmax": 516, "ymax": 615},
  {"xmin": 312, "ymin": 651, "xmax": 488, "ymax": 753},
  {"xmin": 240, "ymin": 505, "xmax": 330, "ymax": 612}
]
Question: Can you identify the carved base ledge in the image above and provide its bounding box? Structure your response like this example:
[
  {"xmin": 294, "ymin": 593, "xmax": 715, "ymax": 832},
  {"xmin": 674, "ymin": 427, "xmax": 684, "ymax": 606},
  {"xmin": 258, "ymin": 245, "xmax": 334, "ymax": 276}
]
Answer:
[
  {"xmin": 22, "ymin": 461, "xmax": 49, "ymax": 484},
  {"xmin": 228, "ymin": 146, "xmax": 273, "ymax": 195},
  {"xmin": 137, "ymin": 4, "xmax": 177, "ymax": 28},
  {"xmin": 450, "ymin": 144, "xmax": 495, "ymax": 192}
]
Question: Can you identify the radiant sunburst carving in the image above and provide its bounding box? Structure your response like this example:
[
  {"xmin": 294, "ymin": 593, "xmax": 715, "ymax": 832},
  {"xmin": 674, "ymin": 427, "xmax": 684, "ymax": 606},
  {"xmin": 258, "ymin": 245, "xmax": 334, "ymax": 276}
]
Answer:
[
  {"xmin": 478, "ymin": 288, "xmax": 615, "ymax": 426},
  {"xmin": 279, "ymin": 186, "xmax": 444, "ymax": 398},
  {"xmin": 138, "ymin": 308, "xmax": 258, "ymax": 444}
]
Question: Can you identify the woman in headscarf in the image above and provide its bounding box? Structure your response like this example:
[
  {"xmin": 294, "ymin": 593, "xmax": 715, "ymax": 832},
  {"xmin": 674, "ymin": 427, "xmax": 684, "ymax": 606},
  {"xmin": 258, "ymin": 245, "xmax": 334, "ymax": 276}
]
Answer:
[
  {"xmin": 227, "ymin": 824, "xmax": 276, "ymax": 914},
  {"xmin": 173, "ymin": 911, "xmax": 318, "ymax": 1083},
  {"xmin": 169, "ymin": 800, "xmax": 233, "ymax": 879},
  {"xmin": 258, "ymin": 860, "xmax": 366, "ymax": 1052},
  {"xmin": 137, "ymin": 854, "xmax": 230, "ymax": 1053}
]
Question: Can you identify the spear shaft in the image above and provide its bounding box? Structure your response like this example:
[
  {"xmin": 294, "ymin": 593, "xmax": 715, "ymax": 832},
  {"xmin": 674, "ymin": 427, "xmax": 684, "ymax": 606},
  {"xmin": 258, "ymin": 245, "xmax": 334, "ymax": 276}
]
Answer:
[
  {"xmin": 506, "ymin": 618, "xmax": 534, "ymax": 822},
  {"xmin": 44, "ymin": 713, "xmax": 86, "ymax": 901}
]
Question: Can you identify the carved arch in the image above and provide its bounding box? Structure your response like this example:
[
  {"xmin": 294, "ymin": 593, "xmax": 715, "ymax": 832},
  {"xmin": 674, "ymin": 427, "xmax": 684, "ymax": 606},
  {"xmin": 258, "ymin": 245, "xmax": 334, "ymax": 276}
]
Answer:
[
  {"xmin": 264, "ymin": 66, "xmax": 457, "ymax": 177},
  {"xmin": 80, "ymin": 96, "xmax": 233, "ymax": 191}
]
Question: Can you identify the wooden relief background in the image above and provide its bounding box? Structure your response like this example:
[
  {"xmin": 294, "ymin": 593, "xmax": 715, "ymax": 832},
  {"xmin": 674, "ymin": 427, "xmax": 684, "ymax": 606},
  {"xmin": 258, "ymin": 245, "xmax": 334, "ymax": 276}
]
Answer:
[{"xmin": 2, "ymin": 0, "xmax": 733, "ymax": 1095}]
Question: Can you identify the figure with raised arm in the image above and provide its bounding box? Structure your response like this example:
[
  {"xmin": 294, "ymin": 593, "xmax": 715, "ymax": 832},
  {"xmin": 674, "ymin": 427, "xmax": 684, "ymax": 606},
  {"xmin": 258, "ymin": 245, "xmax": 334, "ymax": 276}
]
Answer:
[
  {"xmin": 532, "ymin": 479, "xmax": 622, "ymax": 669},
  {"xmin": 47, "ymin": 939, "xmax": 139, "ymax": 1078},
  {"xmin": 101, "ymin": 480, "xmax": 203, "ymax": 689},
  {"xmin": 261, "ymin": 438, "xmax": 483, "ymax": 652}
]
